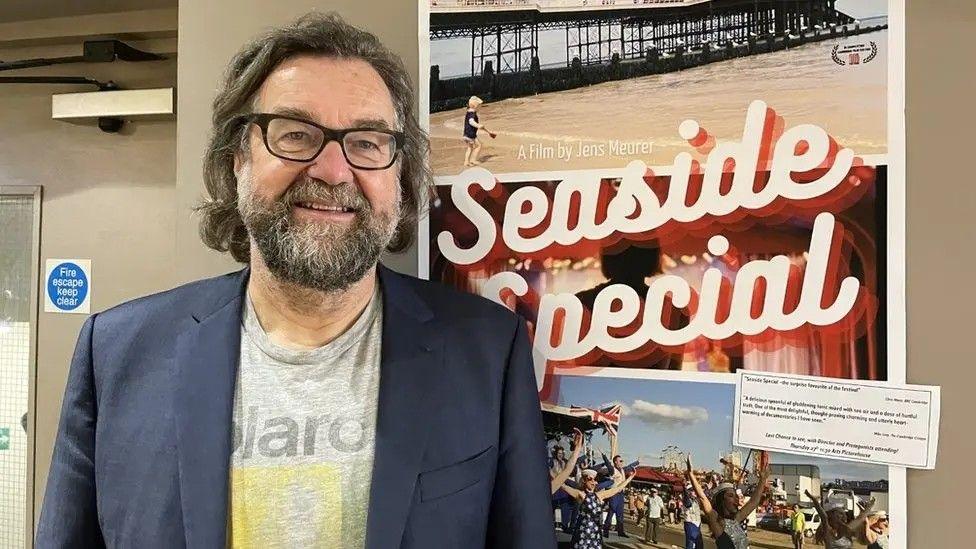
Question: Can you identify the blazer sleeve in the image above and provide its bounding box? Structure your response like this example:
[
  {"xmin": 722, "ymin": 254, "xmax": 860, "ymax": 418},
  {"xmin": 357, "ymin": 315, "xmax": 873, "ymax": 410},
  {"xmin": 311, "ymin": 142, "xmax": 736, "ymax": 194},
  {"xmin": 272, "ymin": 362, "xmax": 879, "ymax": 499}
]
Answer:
[
  {"xmin": 36, "ymin": 314, "xmax": 106, "ymax": 548},
  {"xmin": 485, "ymin": 317, "xmax": 557, "ymax": 549}
]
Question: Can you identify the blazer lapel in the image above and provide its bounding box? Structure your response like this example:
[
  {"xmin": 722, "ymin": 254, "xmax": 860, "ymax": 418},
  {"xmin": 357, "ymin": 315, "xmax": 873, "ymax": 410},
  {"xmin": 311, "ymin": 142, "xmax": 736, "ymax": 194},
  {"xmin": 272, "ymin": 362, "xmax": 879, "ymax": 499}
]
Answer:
[
  {"xmin": 173, "ymin": 269, "xmax": 249, "ymax": 549},
  {"xmin": 365, "ymin": 266, "xmax": 443, "ymax": 549}
]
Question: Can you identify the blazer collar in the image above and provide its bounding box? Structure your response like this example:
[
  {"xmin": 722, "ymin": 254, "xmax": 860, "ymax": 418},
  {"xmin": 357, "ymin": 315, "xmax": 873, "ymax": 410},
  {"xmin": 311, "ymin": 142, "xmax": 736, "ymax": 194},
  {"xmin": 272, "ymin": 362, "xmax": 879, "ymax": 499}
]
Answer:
[
  {"xmin": 172, "ymin": 265, "xmax": 441, "ymax": 549},
  {"xmin": 185, "ymin": 268, "xmax": 249, "ymax": 323},
  {"xmin": 180, "ymin": 265, "xmax": 433, "ymax": 323}
]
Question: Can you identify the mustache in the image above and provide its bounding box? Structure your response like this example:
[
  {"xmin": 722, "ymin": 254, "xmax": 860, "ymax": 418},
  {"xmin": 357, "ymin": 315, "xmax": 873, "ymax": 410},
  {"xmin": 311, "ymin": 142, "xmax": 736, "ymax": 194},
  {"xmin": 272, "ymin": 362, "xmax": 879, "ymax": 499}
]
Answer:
[{"xmin": 279, "ymin": 176, "xmax": 371, "ymax": 212}]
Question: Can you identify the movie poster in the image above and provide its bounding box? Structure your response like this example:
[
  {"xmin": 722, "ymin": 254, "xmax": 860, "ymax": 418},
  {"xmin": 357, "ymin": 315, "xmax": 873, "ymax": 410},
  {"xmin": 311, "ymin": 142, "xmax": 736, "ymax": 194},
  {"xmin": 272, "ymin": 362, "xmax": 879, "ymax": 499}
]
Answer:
[{"xmin": 421, "ymin": 0, "xmax": 903, "ymax": 546}]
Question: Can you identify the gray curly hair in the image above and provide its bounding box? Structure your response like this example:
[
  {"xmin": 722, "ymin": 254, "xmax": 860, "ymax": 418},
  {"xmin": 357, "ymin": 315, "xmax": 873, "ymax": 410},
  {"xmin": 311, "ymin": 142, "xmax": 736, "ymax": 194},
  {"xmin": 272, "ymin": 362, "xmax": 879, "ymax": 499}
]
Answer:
[{"xmin": 197, "ymin": 12, "xmax": 430, "ymax": 262}]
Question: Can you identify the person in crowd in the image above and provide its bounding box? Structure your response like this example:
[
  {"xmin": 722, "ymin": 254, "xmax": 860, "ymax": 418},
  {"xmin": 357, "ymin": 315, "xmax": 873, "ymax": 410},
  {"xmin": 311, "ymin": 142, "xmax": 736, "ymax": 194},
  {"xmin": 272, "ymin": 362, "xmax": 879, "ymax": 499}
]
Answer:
[
  {"xmin": 551, "ymin": 429, "xmax": 585, "ymax": 532},
  {"xmin": 668, "ymin": 494, "xmax": 679, "ymax": 524},
  {"xmin": 634, "ymin": 489, "xmax": 646, "ymax": 526},
  {"xmin": 462, "ymin": 96, "xmax": 494, "ymax": 167},
  {"xmin": 805, "ymin": 490, "xmax": 876, "ymax": 549},
  {"xmin": 683, "ymin": 482, "xmax": 705, "ymax": 549},
  {"xmin": 862, "ymin": 510, "xmax": 889, "ymax": 549},
  {"xmin": 550, "ymin": 444, "xmax": 569, "ymax": 478},
  {"xmin": 599, "ymin": 432, "xmax": 631, "ymax": 538},
  {"xmin": 790, "ymin": 504, "xmax": 806, "ymax": 549},
  {"xmin": 643, "ymin": 487, "xmax": 666, "ymax": 543},
  {"xmin": 601, "ymin": 454, "xmax": 630, "ymax": 537},
  {"xmin": 686, "ymin": 455, "xmax": 770, "ymax": 549},
  {"xmin": 561, "ymin": 469, "xmax": 636, "ymax": 549}
]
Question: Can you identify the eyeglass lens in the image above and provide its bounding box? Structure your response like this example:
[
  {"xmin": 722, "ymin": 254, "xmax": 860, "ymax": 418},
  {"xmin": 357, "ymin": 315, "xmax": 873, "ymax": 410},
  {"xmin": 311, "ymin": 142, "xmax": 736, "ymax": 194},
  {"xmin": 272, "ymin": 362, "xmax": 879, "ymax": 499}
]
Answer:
[{"xmin": 265, "ymin": 117, "xmax": 396, "ymax": 168}]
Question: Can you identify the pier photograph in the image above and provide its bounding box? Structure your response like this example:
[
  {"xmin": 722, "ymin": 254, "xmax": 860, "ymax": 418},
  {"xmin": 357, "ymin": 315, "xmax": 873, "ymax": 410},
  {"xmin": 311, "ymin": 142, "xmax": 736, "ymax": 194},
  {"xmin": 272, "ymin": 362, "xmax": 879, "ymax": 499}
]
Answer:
[{"xmin": 427, "ymin": 0, "xmax": 889, "ymax": 176}]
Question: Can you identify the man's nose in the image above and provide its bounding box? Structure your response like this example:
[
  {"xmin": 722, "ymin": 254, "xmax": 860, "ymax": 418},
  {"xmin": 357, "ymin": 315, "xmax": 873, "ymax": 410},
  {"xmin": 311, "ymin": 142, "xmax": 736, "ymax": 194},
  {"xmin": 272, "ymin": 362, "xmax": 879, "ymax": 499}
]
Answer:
[{"xmin": 304, "ymin": 140, "xmax": 354, "ymax": 185}]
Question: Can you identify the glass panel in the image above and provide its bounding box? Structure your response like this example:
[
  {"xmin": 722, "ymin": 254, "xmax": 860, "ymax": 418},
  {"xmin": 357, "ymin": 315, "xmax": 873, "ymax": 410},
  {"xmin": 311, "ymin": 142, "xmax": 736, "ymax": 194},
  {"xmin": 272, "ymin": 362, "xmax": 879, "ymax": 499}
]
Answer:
[{"xmin": 0, "ymin": 193, "xmax": 36, "ymax": 549}]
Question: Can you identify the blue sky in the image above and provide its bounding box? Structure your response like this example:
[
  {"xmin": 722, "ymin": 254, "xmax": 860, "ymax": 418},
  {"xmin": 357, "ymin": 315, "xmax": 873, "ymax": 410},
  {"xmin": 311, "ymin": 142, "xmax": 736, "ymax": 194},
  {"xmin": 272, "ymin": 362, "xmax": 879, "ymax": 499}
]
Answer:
[{"xmin": 553, "ymin": 375, "xmax": 887, "ymax": 482}]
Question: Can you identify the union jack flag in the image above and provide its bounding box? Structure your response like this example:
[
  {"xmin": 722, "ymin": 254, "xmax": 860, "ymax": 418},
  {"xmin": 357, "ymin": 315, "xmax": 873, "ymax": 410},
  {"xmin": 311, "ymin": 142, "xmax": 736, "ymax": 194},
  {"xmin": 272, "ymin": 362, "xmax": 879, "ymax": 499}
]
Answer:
[{"xmin": 570, "ymin": 404, "xmax": 621, "ymax": 437}]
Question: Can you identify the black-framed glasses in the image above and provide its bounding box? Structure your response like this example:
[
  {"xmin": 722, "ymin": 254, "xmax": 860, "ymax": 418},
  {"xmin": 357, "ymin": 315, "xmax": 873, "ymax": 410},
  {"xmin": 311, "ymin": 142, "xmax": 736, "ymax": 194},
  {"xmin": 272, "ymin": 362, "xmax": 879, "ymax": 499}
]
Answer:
[{"xmin": 240, "ymin": 113, "xmax": 405, "ymax": 170}]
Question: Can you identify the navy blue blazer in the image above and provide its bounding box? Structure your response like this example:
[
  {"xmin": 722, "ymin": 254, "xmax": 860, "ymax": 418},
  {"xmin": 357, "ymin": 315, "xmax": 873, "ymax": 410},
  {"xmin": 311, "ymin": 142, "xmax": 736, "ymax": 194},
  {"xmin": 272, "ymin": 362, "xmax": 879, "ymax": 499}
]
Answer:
[{"xmin": 37, "ymin": 266, "xmax": 557, "ymax": 549}]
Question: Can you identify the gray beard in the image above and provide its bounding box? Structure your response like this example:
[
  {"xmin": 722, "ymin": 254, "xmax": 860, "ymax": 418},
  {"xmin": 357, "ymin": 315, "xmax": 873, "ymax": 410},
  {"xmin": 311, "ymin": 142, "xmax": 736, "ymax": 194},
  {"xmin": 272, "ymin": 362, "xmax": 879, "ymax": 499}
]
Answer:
[{"xmin": 237, "ymin": 171, "xmax": 400, "ymax": 293}]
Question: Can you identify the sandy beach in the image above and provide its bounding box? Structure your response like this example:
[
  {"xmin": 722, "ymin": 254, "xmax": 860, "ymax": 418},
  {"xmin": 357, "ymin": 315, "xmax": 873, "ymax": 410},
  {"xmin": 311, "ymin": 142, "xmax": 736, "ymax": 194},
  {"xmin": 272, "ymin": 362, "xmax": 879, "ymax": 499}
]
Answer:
[{"xmin": 430, "ymin": 29, "xmax": 887, "ymax": 177}]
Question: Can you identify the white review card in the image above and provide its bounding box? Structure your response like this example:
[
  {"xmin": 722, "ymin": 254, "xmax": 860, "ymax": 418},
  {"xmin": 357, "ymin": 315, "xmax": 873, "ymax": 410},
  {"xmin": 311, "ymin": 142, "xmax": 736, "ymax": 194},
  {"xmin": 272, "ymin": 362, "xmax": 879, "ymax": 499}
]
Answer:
[{"xmin": 734, "ymin": 371, "xmax": 940, "ymax": 469}]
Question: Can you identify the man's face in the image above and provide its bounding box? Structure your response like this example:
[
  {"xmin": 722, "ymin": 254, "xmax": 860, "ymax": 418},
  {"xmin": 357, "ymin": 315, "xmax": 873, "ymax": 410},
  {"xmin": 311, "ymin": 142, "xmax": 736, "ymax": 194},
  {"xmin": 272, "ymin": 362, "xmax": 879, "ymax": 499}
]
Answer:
[
  {"xmin": 235, "ymin": 55, "xmax": 402, "ymax": 292},
  {"xmin": 614, "ymin": 456, "xmax": 623, "ymax": 468}
]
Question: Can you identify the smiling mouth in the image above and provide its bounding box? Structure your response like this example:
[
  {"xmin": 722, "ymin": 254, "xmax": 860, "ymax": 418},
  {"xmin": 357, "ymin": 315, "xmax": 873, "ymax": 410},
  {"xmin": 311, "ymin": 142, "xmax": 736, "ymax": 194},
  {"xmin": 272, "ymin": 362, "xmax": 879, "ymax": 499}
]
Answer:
[{"xmin": 294, "ymin": 201, "xmax": 356, "ymax": 213}]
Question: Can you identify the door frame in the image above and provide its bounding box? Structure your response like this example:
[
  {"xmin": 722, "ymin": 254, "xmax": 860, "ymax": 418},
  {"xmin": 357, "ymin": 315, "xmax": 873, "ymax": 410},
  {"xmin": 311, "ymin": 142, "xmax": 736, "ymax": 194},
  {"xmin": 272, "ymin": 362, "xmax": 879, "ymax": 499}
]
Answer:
[{"xmin": 0, "ymin": 185, "xmax": 42, "ymax": 549}]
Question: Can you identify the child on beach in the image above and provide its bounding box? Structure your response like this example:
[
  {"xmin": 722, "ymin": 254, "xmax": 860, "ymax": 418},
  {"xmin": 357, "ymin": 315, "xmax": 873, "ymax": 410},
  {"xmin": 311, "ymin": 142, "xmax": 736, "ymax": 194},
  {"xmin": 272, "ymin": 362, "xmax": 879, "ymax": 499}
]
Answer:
[{"xmin": 462, "ymin": 95, "xmax": 495, "ymax": 167}]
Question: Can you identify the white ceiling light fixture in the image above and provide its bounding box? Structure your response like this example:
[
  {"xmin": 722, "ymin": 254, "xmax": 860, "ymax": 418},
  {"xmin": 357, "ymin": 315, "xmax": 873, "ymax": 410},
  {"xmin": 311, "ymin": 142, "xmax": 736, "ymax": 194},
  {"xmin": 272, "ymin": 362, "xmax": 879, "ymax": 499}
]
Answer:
[{"xmin": 52, "ymin": 87, "xmax": 173, "ymax": 132}]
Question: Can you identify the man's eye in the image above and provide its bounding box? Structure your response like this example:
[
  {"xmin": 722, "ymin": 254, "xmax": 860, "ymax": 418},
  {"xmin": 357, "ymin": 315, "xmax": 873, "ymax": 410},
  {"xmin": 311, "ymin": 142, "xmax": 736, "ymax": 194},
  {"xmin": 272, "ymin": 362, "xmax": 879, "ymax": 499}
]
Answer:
[
  {"xmin": 282, "ymin": 131, "xmax": 311, "ymax": 142},
  {"xmin": 352, "ymin": 139, "xmax": 380, "ymax": 151}
]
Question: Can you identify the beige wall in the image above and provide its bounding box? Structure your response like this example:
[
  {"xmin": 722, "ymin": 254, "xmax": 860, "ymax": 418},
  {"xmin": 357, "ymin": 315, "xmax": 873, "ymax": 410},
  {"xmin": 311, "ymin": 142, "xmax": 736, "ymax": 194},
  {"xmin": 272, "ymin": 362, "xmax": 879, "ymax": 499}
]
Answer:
[
  {"xmin": 0, "ymin": 9, "xmax": 178, "ymax": 541},
  {"xmin": 10, "ymin": 0, "xmax": 975, "ymax": 547},
  {"xmin": 905, "ymin": 1, "xmax": 975, "ymax": 546},
  {"xmin": 175, "ymin": 0, "xmax": 419, "ymax": 284}
]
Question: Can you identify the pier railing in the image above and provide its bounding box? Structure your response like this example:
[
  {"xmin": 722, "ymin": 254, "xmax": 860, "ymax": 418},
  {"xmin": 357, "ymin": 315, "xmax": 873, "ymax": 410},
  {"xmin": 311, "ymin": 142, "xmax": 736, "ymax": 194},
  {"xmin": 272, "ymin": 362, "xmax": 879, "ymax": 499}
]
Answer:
[
  {"xmin": 430, "ymin": 20, "xmax": 887, "ymax": 113},
  {"xmin": 430, "ymin": 0, "xmax": 708, "ymax": 13}
]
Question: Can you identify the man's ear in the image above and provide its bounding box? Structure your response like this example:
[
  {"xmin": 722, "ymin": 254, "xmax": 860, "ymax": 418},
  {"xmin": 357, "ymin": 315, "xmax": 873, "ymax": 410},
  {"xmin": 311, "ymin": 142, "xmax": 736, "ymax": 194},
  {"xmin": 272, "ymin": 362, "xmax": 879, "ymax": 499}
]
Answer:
[{"xmin": 233, "ymin": 151, "xmax": 242, "ymax": 180}]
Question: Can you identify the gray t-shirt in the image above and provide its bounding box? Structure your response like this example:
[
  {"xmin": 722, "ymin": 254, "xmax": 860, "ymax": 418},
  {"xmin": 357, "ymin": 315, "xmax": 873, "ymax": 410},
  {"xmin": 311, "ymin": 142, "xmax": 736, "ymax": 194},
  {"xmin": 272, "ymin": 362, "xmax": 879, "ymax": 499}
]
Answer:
[{"xmin": 227, "ymin": 287, "xmax": 382, "ymax": 548}]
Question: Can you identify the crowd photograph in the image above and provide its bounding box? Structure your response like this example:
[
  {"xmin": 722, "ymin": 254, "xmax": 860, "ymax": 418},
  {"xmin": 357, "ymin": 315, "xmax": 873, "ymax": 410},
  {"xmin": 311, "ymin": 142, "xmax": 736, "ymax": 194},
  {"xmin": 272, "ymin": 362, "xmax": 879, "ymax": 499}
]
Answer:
[{"xmin": 543, "ymin": 375, "xmax": 889, "ymax": 548}]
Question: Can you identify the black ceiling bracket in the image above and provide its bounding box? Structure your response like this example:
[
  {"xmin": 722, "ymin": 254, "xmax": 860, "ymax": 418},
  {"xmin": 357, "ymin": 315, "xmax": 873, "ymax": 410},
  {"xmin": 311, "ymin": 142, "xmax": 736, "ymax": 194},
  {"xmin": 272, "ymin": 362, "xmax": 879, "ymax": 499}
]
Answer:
[
  {"xmin": 0, "ymin": 76, "xmax": 118, "ymax": 90},
  {"xmin": 0, "ymin": 40, "xmax": 165, "ymax": 72},
  {"xmin": 83, "ymin": 40, "xmax": 165, "ymax": 63}
]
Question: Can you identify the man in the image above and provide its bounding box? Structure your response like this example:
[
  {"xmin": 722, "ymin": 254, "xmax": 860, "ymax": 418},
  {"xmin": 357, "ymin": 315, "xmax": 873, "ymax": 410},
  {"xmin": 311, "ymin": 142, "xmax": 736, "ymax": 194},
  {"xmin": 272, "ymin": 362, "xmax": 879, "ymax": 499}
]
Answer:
[
  {"xmin": 790, "ymin": 504, "xmax": 806, "ymax": 549},
  {"xmin": 601, "ymin": 454, "xmax": 631, "ymax": 538},
  {"xmin": 682, "ymin": 484, "xmax": 705, "ymax": 549},
  {"xmin": 597, "ymin": 431, "xmax": 632, "ymax": 538},
  {"xmin": 36, "ymin": 13, "xmax": 555, "ymax": 549},
  {"xmin": 643, "ymin": 487, "xmax": 666, "ymax": 544}
]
